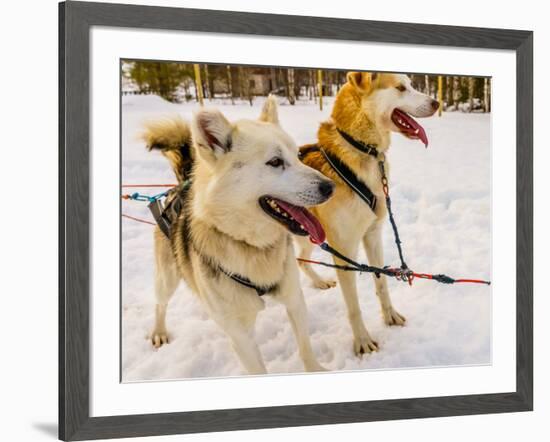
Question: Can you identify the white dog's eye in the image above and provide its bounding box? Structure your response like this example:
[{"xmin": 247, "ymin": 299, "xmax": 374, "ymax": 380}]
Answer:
[
  {"xmin": 396, "ymin": 85, "xmax": 406, "ymax": 92},
  {"xmin": 266, "ymin": 157, "xmax": 284, "ymax": 168}
]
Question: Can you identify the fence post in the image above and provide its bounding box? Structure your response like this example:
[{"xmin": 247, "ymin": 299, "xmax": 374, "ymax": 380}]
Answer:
[{"xmin": 193, "ymin": 64, "xmax": 204, "ymax": 106}]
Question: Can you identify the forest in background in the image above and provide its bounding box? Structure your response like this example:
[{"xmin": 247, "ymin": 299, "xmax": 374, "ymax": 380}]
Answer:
[{"xmin": 122, "ymin": 61, "xmax": 491, "ymax": 113}]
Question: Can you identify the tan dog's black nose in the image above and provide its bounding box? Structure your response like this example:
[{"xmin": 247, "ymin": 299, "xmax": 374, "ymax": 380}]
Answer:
[
  {"xmin": 319, "ymin": 180, "xmax": 335, "ymax": 199},
  {"xmin": 431, "ymin": 100, "xmax": 440, "ymax": 111}
]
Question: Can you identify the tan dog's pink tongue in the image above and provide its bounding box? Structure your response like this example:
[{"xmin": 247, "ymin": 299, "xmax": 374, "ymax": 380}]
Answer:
[
  {"xmin": 393, "ymin": 108, "xmax": 429, "ymax": 147},
  {"xmin": 274, "ymin": 199, "xmax": 326, "ymax": 244}
]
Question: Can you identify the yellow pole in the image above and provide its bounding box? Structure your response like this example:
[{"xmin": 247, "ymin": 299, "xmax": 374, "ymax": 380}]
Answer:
[
  {"xmin": 193, "ymin": 64, "xmax": 204, "ymax": 106},
  {"xmin": 437, "ymin": 75, "xmax": 443, "ymax": 116},
  {"xmin": 317, "ymin": 70, "xmax": 323, "ymax": 111}
]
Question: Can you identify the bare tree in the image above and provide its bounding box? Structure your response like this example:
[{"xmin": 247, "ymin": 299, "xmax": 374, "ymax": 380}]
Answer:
[
  {"xmin": 452, "ymin": 76, "xmax": 461, "ymax": 105},
  {"xmin": 424, "ymin": 75, "xmax": 430, "ymax": 96},
  {"xmin": 437, "ymin": 76, "xmax": 443, "ymax": 116},
  {"xmin": 446, "ymin": 75, "xmax": 453, "ymax": 107},
  {"xmin": 317, "ymin": 70, "xmax": 323, "ymax": 111},
  {"xmin": 238, "ymin": 66, "xmax": 252, "ymax": 106},
  {"xmin": 287, "ymin": 68, "xmax": 296, "ymax": 105},
  {"xmin": 468, "ymin": 77, "xmax": 475, "ymax": 112},
  {"xmin": 270, "ymin": 68, "xmax": 278, "ymax": 92},
  {"xmin": 226, "ymin": 65, "xmax": 234, "ymax": 104},
  {"xmin": 483, "ymin": 77, "xmax": 490, "ymax": 112},
  {"xmin": 309, "ymin": 69, "xmax": 316, "ymax": 102},
  {"xmin": 203, "ymin": 65, "xmax": 212, "ymax": 101}
]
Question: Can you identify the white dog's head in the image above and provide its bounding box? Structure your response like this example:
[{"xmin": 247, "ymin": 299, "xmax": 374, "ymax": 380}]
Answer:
[
  {"xmin": 191, "ymin": 96, "xmax": 333, "ymax": 246},
  {"xmin": 346, "ymin": 72, "xmax": 439, "ymax": 146}
]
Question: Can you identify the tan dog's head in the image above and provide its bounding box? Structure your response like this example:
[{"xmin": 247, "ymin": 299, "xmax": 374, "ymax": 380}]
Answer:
[
  {"xmin": 191, "ymin": 96, "xmax": 333, "ymax": 246},
  {"xmin": 345, "ymin": 72, "xmax": 439, "ymax": 146}
]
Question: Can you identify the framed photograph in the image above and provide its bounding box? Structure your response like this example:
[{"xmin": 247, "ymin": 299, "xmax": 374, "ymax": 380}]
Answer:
[{"xmin": 59, "ymin": 1, "xmax": 533, "ymax": 440}]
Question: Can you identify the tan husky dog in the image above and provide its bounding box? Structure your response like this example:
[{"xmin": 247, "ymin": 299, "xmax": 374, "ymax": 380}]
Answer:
[
  {"xmin": 142, "ymin": 97, "xmax": 334, "ymax": 374},
  {"xmin": 296, "ymin": 72, "xmax": 439, "ymax": 356}
]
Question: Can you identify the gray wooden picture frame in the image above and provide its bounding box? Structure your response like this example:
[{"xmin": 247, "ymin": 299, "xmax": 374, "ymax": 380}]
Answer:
[{"xmin": 59, "ymin": 1, "xmax": 533, "ymax": 440}]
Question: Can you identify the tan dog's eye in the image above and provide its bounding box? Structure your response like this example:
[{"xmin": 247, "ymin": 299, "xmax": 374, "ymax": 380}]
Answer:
[
  {"xmin": 396, "ymin": 85, "xmax": 406, "ymax": 92},
  {"xmin": 266, "ymin": 157, "xmax": 284, "ymax": 168}
]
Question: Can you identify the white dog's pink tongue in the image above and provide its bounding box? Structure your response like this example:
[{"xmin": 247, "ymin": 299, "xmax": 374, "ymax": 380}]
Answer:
[{"xmin": 274, "ymin": 199, "xmax": 326, "ymax": 244}]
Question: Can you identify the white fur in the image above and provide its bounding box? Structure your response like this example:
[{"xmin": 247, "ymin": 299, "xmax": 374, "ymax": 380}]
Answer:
[{"xmin": 152, "ymin": 96, "xmax": 332, "ymax": 374}]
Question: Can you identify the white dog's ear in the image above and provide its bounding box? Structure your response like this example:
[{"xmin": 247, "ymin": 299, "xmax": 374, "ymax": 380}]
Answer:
[
  {"xmin": 347, "ymin": 71, "xmax": 378, "ymax": 93},
  {"xmin": 191, "ymin": 109, "xmax": 233, "ymax": 163},
  {"xmin": 259, "ymin": 95, "xmax": 279, "ymax": 124}
]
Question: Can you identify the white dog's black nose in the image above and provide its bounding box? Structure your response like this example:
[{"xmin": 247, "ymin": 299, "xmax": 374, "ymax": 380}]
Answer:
[
  {"xmin": 431, "ymin": 100, "xmax": 440, "ymax": 111},
  {"xmin": 318, "ymin": 180, "xmax": 335, "ymax": 198}
]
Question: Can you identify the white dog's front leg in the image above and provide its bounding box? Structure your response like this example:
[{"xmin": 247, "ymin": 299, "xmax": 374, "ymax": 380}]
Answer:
[
  {"xmin": 363, "ymin": 223, "xmax": 406, "ymax": 326},
  {"xmin": 280, "ymin": 290, "xmax": 326, "ymax": 372},
  {"xmin": 212, "ymin": 311, "xmax": 267, "ymax": 375},
  {"xmin": 276, "ymin": 247, "xmax": 326, "ymax": 372}
]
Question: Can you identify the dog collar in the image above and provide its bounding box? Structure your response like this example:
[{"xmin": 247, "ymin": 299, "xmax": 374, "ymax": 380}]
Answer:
[
  {"xmin": 336, "ymin": 128, "xmax": 380, "ymax": 158},
  {"xmin": 218, "ymin": 266, "xmax": 278, "ymax": 296},
  {"xmin": 200, "ymin": 252, "xmax": 279, "ymax": 296}
]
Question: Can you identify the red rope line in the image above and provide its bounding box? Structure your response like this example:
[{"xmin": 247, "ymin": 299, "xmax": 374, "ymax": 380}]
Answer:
[
  {"xmin": 122, "ymin": 184, "xmax": 176, "ymax": 188},
  {"xmin": 122, "ymin": 223, "xmax": 490, "ymax": 285},
  {"xmin": 121, "ymin": 213, "xmax": 156, "ymax": 226},
  {"xmin": 453, "ymin": 279, "xmax": 490, "ymax": 284},
  {"xmin": 298, "ymin": 259, "xmax": 489, "ymax": 285}
]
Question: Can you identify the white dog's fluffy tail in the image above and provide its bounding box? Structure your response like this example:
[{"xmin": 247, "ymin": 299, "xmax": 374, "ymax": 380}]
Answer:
[{"xmin": 142, "ymin": 116, "xmax": 193, "ymax": 183}]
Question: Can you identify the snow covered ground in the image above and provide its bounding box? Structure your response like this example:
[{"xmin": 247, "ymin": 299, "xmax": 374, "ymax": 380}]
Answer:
[{"xmin": 121, "ymin": 94, "xmax": 491, "ymax": 382}]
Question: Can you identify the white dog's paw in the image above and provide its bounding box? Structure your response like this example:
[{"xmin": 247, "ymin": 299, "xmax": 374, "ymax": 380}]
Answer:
[
  {"xmin": 151, "ymin": 331, "xmax": 169, "ymax": 348},
  {"xmin": 313, "ymin": 279, "xmax": 337, "ymax": 290},
  {"xmin": 382, "ymin": 307, "xmax": 406, "ymax": 326},
  {"xmin": 305, "ymin": 361, "xmax": 328, "ymax": 372},
  {"xmin": 353, "ymin": 333, "xmax": 379, "ymax": 356}
]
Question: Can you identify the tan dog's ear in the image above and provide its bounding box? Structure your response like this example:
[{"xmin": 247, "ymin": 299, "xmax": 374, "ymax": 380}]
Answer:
[
  {"xmin": 346, "ymin": 71, "xmax": 379, "ymax": 93},
  {"xmin": 258, "ymin": 94, "xmax": 279, "ymax": 124}
]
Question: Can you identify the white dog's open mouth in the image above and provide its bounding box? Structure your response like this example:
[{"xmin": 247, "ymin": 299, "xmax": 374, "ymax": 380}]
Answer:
[
  {"xmin": 391, "ymin": 108, "xmax": 429, "ymax": 147},
  {"xmin": 259, "ymin": 196, "xmax": 326, "ymax": 244}
]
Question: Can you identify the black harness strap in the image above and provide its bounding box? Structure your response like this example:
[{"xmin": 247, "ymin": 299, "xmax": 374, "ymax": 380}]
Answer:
[
  {"xmin": 378, "ymin": 161, "xmax": 408, "ymax": 270},
  {"xmin": 319, "ymin": 148, "xmax": 378, "ymax": 212},
  {"xmin": 148, "ymin": 180, "xmax": 189, "ymax": 238}
]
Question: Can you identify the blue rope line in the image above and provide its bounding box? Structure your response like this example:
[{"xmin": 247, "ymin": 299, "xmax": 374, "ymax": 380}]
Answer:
[{"xmin": 125, "ymin": 190, "xmax": 169, "ymax": 203}]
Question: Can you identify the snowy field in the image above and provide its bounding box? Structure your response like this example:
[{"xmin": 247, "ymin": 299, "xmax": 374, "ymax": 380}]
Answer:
[{"xmin": 121, "ymin": 94, "xmax": 491, "ymax": 382}]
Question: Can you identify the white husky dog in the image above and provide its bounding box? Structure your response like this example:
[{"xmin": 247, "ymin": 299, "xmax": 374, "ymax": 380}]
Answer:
[{"xmin": 142, "ymin": 97, "xmax": 334, "ymax": 374}]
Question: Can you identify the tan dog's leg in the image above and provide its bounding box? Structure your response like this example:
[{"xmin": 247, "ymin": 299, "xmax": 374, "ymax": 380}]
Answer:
[
  {"xmin": 363, "ymin": 223, "xmax": 406, "ymax": 326},
  {"xmin": 295, "ymin": 236, "xmax": 337, "ymax": 290},
  {"xmin": 152, "ymin": 232, "xmax": 180, "ymax": 348},
  {"xmin": 329, "ymin": 234, "xmax": 379, "ymax": 356}
]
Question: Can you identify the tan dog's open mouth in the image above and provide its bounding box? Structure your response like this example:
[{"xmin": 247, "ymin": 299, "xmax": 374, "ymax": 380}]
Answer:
[
  {"xmin": 391, "ymin": 108, "xmax": 429, "ymax": 147},
  {"xmin": 259, "ymin": 196, "xmax": 326, "ymax": 244}
]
